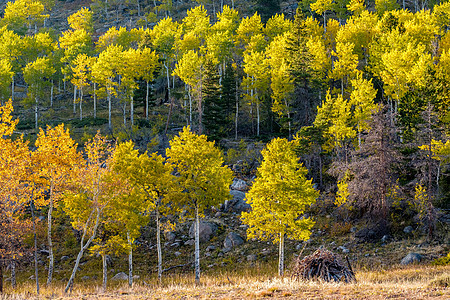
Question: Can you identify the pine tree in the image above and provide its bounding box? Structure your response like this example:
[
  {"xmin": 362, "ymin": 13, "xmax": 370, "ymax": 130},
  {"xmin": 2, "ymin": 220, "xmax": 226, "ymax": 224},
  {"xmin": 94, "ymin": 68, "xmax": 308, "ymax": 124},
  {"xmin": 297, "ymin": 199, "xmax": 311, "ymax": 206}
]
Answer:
[{"xmin": 203, "ymin": 60, "xmax": 225, "ymax": 140}]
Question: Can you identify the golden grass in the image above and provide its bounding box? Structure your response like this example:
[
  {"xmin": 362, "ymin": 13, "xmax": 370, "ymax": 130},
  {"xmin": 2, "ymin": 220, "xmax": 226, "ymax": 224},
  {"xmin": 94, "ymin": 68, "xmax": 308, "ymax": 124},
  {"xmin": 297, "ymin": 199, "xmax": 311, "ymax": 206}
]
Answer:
[{"xmin": 1, "ymin": 265, "xmax": 449, "ymax": 299}]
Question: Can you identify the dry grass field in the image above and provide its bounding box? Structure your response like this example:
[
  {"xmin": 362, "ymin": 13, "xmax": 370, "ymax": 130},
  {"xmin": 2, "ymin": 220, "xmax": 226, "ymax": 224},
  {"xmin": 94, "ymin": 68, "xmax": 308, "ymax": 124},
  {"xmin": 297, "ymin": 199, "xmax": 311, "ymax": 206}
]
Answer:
[{"xmin": 1, "ymin": 265, "xmax": 448, "ymax": 299}]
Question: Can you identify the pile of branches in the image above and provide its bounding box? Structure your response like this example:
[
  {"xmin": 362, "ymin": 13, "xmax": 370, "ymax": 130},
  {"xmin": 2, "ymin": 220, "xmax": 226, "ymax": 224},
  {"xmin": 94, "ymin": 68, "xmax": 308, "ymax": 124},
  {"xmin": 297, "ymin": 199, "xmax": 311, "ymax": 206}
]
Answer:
[{"xmin": 292, "ymin": 248, "xmax": 356, "ymax": 283}]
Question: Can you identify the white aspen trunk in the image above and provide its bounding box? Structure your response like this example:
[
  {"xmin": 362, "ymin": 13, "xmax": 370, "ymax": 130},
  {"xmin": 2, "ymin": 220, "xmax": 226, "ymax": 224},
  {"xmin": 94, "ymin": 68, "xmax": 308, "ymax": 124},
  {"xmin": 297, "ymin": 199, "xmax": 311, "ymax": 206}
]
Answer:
[
  {"xmin": 31, "ymin": 198, "xmax": 39, "ymax": 295},
  {"xmin": 63, "ymin": 75, "xmax": 66, "ymax": 91},
  {"xmin": 278, "ymin": 233, "xmax": 284, "ymax": 276},
  {"xmin": 256, "ymin": 95, "xmax": 260, "ymax": 136},
  {"xmin": 58, "ymin": 79, "xmax": 61, "ymax": 93},
  {"xmin": 35, "ymin": 94, "xmax": 38, "ymax": 132},
  {"xmin": 137, "ymin": 0, "xmax": 141, "ymax": 16},
  {"xmin": 156, "ymin": 209, "xmax": 162, "ymax": 283},
  {"xmin": 231, "ymin": 0, "xmax": 234, "ymax": 9},
  {"xmin": 123, "ymin": 102, "xmax": 127, "ymax": 125},
  {"xmin": 73, "ymin": 86, "xmax": 77, "ymax": 115},
  {"xmin": 108, "ymin": 82, "xmax": 112, "ymax": 131},
  {"xmin": 79, "ymin": 88, "xmax": 83, "ymax": 120},
  {"xmin": 130, "ymin": 96, "xmax": 134, "ymax": 126},
  {"xmin": 11, "ymin": 77, "xmax": 14, "ymax": 102},
  {"xmin": 102, "ymin": 254, "xmax": 107, "ymax": 292},
  {"xmin": 194, "ymin": 204, "xmax": 200, "ymax": 285},
  {"xmin": 127, "ymin": 231, "xmax": 133, "ymax": 288},
  {"xmin": 47, "ymin": 182, "xmax": 54, "ymax": 285},
  {"xmin": 94, "ymin": 83, "xmax": 97, "ymax": 119},
  {"xmin": 11, "ymin": 261, "xmax": 16, "ymax": 288},
  {"xmin": 221, "ymin": 0, "xmax": 223, "ymax": 12},
  {"xmin": 50, "ymin": 80, "xmax": 54, "ymax": 107},
  {"xmin": 65, "ymin": 208, "xmax": 100, "ymax": 294},
  {"xmin": 146, "ymin": 81, "xmax": 149, "ymax": 120}
]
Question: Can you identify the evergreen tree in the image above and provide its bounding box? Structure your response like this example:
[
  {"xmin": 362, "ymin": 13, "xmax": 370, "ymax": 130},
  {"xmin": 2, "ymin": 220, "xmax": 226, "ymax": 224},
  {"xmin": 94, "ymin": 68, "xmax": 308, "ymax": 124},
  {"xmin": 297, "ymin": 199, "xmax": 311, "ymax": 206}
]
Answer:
[
  {"xmin": 221, "ymin": 61, "xmax": 237, "ymax": 135},
  {"xmin": 203, "ymin": 60, "xmax": 224, "ymax": 140},
  {"xmin": 255, "ymin": 0, "xmax": 280, "ymax": 23}
]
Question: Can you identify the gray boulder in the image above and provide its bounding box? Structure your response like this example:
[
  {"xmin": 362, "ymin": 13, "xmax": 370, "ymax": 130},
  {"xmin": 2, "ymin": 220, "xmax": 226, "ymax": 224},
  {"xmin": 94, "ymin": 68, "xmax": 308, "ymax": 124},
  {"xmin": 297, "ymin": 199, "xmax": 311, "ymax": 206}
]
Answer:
[
  {"xmin": 230, "ymin": 178, "xmax": 248, "ymax": 191},
  {"xmin": 111, "ymin": 272, "xmax": 128, "ymax": 281},
  {"xmin": 189, "ymin": 221, "xmax": 217, "ymax": 242},
  {"xmin": 403, "ymin": 226, "xmax": 414, "ymax": 234},
  {"xmin": 223, "ymin": 232, "xmax": 244, "ymax": 249},
  {"xmin": 224, "ymin": 190, "xmax": 251, "ymax": 213},
  {"xmin": 400, "ymin": 253, "xmax": 423, "ymax": 265}
]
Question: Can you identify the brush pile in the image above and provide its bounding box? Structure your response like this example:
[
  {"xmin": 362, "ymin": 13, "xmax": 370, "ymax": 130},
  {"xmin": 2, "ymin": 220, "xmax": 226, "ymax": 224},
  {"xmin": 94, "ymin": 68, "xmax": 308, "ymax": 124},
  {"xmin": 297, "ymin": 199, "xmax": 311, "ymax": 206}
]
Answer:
[{"xmin": 292, "ymin": 248, "xmax": 356, "ymax": 283}]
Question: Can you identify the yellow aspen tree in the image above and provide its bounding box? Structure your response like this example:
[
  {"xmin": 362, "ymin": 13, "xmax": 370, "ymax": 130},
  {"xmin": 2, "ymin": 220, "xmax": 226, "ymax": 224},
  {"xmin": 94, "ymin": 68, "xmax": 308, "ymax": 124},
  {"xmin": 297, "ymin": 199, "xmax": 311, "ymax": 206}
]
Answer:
[
  {"xmin": 33, "ymin": 124, "xmax": 80, "ymax": 285},
  {"xmin": 63, "ymin": 133, "xmax": 123, "ymax": 293},
  {"xmin": 166, "ymin": 126, "xmax": 232, "ymax": 284},
  {"xmin": 241, "ymin": 138, "xmax": 318, "ymax": 276}
]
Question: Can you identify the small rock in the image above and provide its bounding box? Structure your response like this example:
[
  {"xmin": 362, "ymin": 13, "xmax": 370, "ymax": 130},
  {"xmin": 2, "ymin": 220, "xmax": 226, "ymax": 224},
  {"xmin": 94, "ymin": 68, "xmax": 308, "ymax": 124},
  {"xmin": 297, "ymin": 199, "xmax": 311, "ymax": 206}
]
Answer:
[
  {"xmin": 174, "ymin": 251, "xmax": 182, "ymax": 257},
  {"xmin": 82, "ymin": 276, "xmax": 90, "ymax": 280},
  {"xmin": 230, "ymin": 178, "xmax": 248, "ymax": 191},
  {"xmin": 60, "ymin": 255, "xmax": 69, "ymax": 262},
  {"xmin": 338, "ymin": 246, "xmax": 350, "ymax": 253},
  {"xmin": 184, "ymin": 239, "xmax": 195, "ymax": 246},
  {"xmin": 206, "ymin": 245, "xmax": 216, "ymax": 252},
  {"xmin": 170, "ymin": 242, "xmax": 181, "ymax": 248},
  {"xmin": 223, "ymin": 247, "xmax": 231, "ymax": 253},
  {"xmin": 381, "ymin": 235, "xmax": 390, "ymax": 243},
  {"xmin": 189, "ymin": 221, "xmax": 218, "ymax": 242},
  {"xmin": 223, "ymin": 232, "xmax": 244, "ymax": 249},
  {"xmin": 215, "ymin": 212, "xmax": 222, "ymax": 217},
  {"xmin": 165, "ymin": 232, "xmax": 176, "ymax": 243},
  {"xmin": 133, "ymin": 275, "xmax": 140, "ymax": 280},
  {"xmin": 261, "ymin": 249, "xmax": 271, "ymax": 256},
  {"xmin": 403, "ymin": 226, "xmax": 414, "ymax": 234},
  {"xmin": 40, "ymin": 249, "xmax": 50, "ymax": 256},
  {"xmin": 350, "ymin": 227, "xmax": 357, "ymax": 233},
  {"xmin": 224, "ymin": 190, "xmax": 251, "ymax": 213},
  {"xmin": 296, "ymin": 243, "xmax": 303, "ymax": 251},
  {"xmin": 205, "ymin": 252, "xmax": 211, "ymax": 257},
  {"xmin": 111, "ymin": 272, "xmax": 128, "ymax": 281},
  {"xmin": 400, "ymin": 253, "xmax": 423, "ymax": 265},
  {"xmin": 365, "ymin": 253, "xmax": 370, "ymax": 257},
  {"xmin": 29, "ymin": 275, "xmax": 35, "ymax": 280},
  {"xmin": 247, "ymin": 254, "xmax": 257, "ymax": 262}
]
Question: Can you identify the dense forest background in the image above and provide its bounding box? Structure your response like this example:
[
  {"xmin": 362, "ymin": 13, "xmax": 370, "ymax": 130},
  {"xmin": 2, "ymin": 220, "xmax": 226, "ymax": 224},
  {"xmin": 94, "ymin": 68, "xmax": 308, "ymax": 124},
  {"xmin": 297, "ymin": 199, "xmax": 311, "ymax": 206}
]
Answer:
[{"xmin": 0, "ymin": 0, "xmax": 449, "ymax": 295}]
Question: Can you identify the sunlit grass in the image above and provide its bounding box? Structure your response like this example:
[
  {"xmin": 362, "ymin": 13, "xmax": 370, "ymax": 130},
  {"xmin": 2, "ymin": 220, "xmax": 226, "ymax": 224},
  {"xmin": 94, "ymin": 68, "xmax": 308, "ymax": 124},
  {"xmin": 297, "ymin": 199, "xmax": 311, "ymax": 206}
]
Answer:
[{"xmin": 2, "ymin": 264, "xmax": 449, "ymax": 299}]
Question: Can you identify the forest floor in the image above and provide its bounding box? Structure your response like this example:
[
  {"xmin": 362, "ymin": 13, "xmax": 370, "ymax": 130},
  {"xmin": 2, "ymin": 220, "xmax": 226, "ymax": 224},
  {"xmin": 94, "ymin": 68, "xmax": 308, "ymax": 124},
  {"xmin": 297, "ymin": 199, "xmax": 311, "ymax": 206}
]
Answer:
[{"xmin": 2, "ymin": 265, "xmax": 449, "ymax": 299}]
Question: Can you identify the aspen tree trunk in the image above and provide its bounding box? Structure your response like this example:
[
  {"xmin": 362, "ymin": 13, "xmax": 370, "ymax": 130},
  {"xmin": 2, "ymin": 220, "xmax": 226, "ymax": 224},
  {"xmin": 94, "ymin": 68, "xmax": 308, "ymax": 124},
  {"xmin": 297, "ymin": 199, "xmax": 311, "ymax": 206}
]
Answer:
[
  {"xmin": 127, "ymin": 231, "xmax": 133, "ymax": 288},
  {"xmin": 194, "ymin": 204, "xmax": 200, "ymax": 285},
  {"xmin": 165, "ymin": 96, "xmax": 174, "ymax": 135},
  {"xmin": 108, "ymin": 82, "xmax": 112, "ymax": 131},
  {"xmin": 188, "ymin": 87, "xmax": 192, "ymax": 125},
  {"xmin": 31, "ymin": 198, "xmax": 39, "ymax": 295},
  {"xmin": 156, "ymin": 209, "xmax": 162, "ymax": 283},
  {"xmin": 146, "ymin": 81, "xmax": 149, "ymax": 120},
  {"xmin": 50, "ymin": 81, "xmax": 54, "ymax": 107},
  {"xmin": 137, "ymin": 0, "xmax": 141, "ymax": 16},
  {"xmin": 256, "ymin": 93, "xmax": 260, "ymax": 136},
  {"xmin": 11, "ymin": 77, "xmax": 14, "ymax": 101},
  {"xmin": 47, "ymin": 181, "xmax": 54, "ymax": 285},
  {"xmin": 102, "ymin": 254, "xmax": 107, "ymax": 292},
  {"xmin": 11, "ymin": 261, "xmax": 16, "ymax": 288},
  {"xmin": 278, "ymin": 233, "xmax": 284, "ymax": 276},
  {"xmin": 94, "ymin": 83, "xmax": 97, "ymax": 119},
  {"xmin": 35, "ymin": 94, "xmax": 38, "ymax": 132},
  {"xmin": 65, "ymin": 208, "xmax": 100, "ymax": 294},
  {"xmin": 130, "ymin": 96, "xmax": 134, "ymax": 126},
  {"xmin": 426, "ymin": 101, "xmax": 434, "ymax": 241},
  {"xmin": 123, "ymin": 102, "xmax": 127, "ymax": 125},
  {"xmin": 79, "ymin": 88, "xmax": 83, "ymax": 120},
  {"xmin": 73, "ymin": 86, "xmax": 77, "ymax": 115},
  {"xmin": 64, "ymin": 75, "xmax": 66, "ymax": 91},
  {"xmin": 231, "ymin": 0, "xmax": 234, "ymax": 9}
]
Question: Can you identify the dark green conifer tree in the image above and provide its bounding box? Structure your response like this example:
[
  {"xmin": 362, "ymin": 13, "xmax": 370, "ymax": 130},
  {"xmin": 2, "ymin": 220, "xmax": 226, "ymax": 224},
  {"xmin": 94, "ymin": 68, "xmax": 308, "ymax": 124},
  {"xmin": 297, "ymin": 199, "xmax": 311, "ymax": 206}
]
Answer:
[
  {"xmin": 202, "ymin": 60, "xmax": 224, "ymax": 141},
  {"xmin": 255, "ymin": 0, "xmax": 280, "ymax": 22}
]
